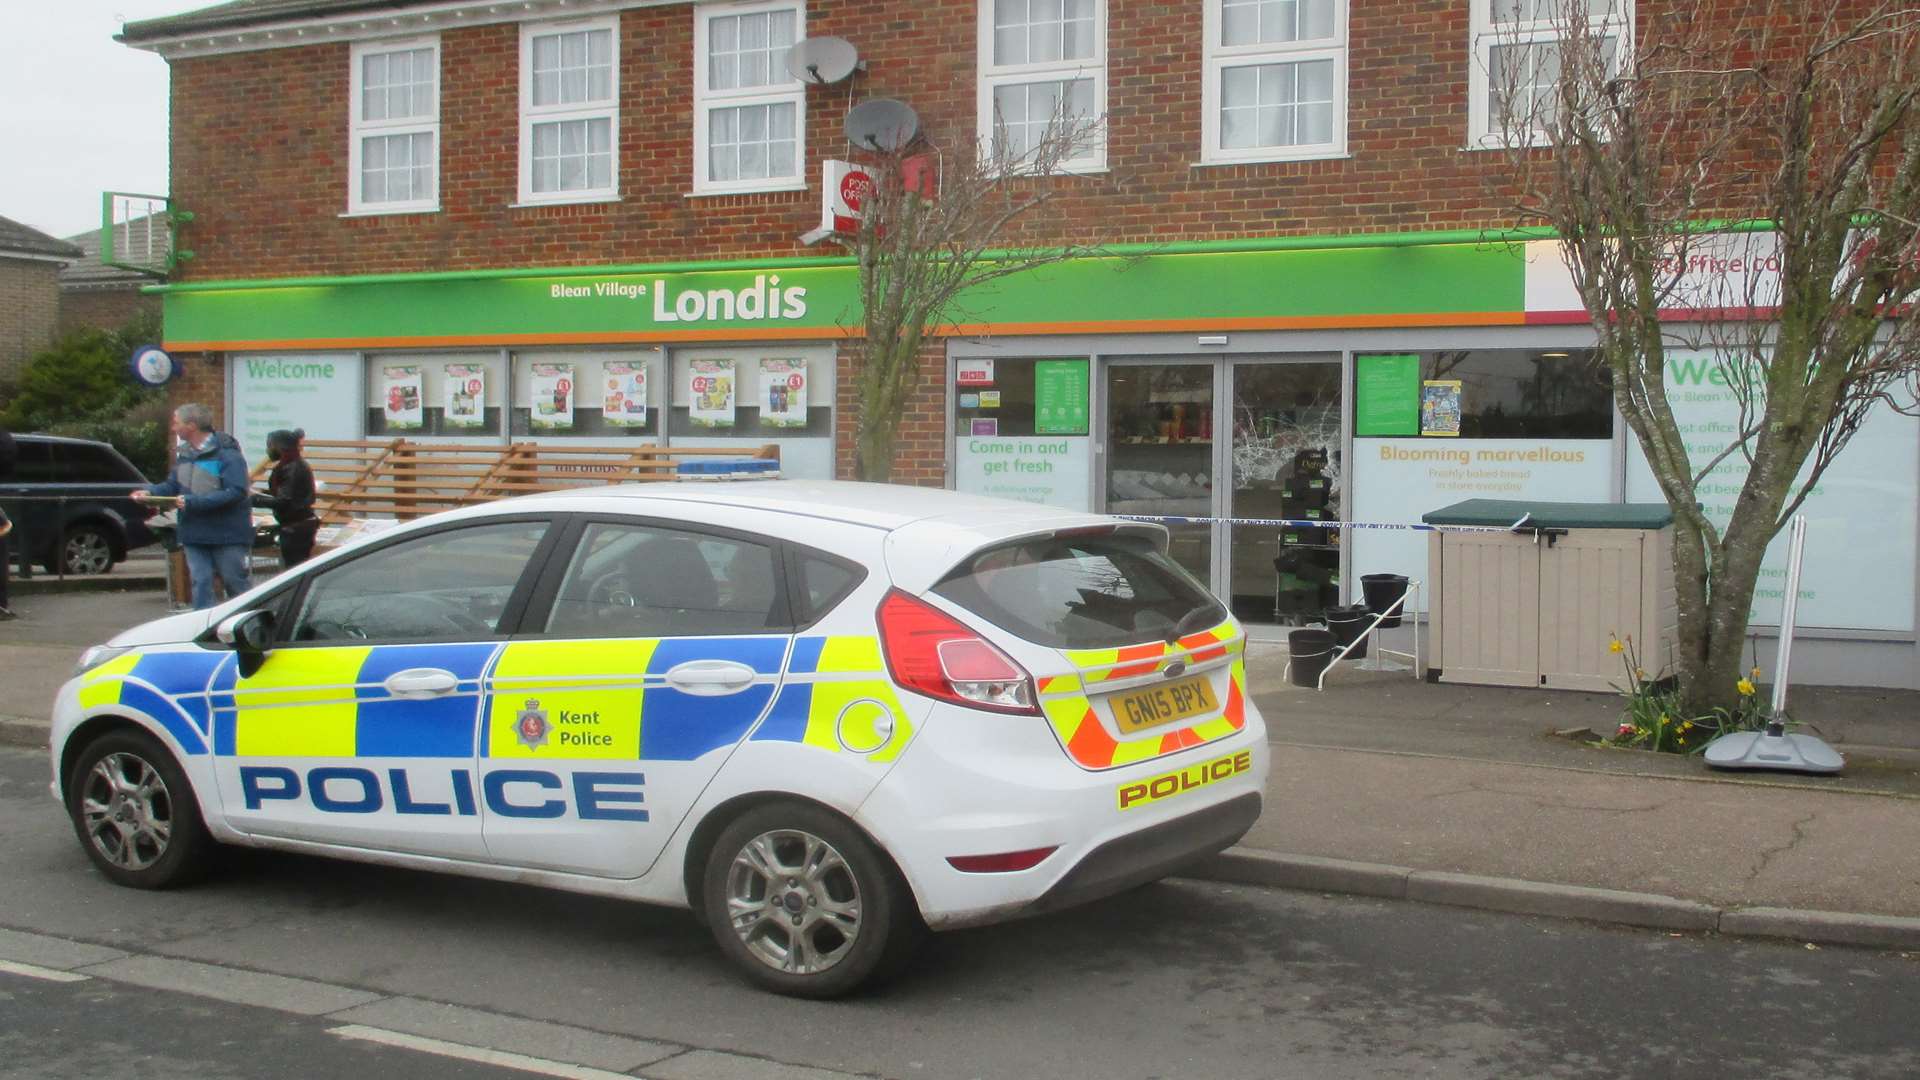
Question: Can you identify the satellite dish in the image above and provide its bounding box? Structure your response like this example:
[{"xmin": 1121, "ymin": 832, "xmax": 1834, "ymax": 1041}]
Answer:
[
  {"xmin": 845, "ymin": 98, "xmax": 920, "ymax": 153},
  {"xmin": 787, "ymin": 36, "xmax": 858, "ymax": 85}
]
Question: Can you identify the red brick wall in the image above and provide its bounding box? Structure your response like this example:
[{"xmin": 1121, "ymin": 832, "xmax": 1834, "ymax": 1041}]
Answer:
[
  {"xmin": 0, "ymin": 258, "xmax": 65, "ymax": 383},
  {"xmin": 163, "ymin": 355, "xmax": 228, "ymax": 433},
  {"xmin": 163, "ymin": 1, "xmax": 1554, "ymax": 282},
  {"xmin": 57, "ymin": 288, "xmax": 162, "ymax": 337}
]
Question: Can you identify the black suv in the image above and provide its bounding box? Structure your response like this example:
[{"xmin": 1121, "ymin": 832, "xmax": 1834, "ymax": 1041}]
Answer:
[{"xmin": 0, "ymin": 434, "xmax": 158, "ymax": 574}]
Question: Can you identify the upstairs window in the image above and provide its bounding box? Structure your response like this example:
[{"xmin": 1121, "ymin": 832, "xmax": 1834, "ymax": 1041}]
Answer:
[
  {"xmin": 519, "ymin": 18, "xmax": 619, "ymax": 204},
  {"xmin": 693, "ymin": 1, "xmax": 806, "ymax": 195},
  {"xmin": 348, "ymin": 38, "xmax": 440, "ymax": 214},
  {"xmin": 1201, "ymin": 0, "xmax": 1346, "ymax": 164},
  {"xmin": 1469, "ymin": 0, "xmax": 1631, "ymax": 147},
  {"xmin": 977, "ymin": 0, "xmax": 1106, "ymax": 170}
]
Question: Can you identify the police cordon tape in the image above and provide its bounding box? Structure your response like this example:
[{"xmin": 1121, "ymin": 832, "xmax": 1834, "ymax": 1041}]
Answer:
[{"xmin": 1110, "ymin": 513, "xmax": 1537, "ymax": 534}]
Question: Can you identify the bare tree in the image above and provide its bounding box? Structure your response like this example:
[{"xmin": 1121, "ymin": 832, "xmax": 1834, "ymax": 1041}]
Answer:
[
  {"xmin": 833, "ymin": 107, "xmax": 1124, "ymax": 482},
  {"xmin": 1490, "ymin": 0, "xmax": 1920, "ymax": 714}
]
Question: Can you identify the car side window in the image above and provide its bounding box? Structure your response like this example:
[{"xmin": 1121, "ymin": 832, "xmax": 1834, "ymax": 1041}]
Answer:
[
  {"xmin": 10, "ymin": 441, "xmax": 55, "ymax": 483},
  {"xmin": 793, "ymin": 549, "xmax": 865, "ymax": 625},
  {"xmin": 544, "ymin": 521, "xmax": 783, "ymax": 638},
  {"xmin": 60, "ymin": 444, "xmax": 139, "ymax": 483},
  {"xmin": 288, "ymin": 521, "xmax": 549, "ymax": 644}
]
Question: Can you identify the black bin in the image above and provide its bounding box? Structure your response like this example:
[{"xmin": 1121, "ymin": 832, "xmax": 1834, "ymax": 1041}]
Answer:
[
  {"xmin": 1324, "ymin": 603, "xmax": 1371, "ymax": 660},
  {"xmin": 1361, "ymin": 573, "xmax": 1409, "ymax": 628},
  {"xmin": 1288, "ymin": 627, "xmax": 1334, "ymax": 687}
]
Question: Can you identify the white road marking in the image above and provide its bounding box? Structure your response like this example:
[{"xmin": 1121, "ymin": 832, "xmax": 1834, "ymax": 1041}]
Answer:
[
  {"xmin": 327, "ymin": 1025, "xmax": 641, "ymax": 1080},
  {"xmin": 0, "ymin": 959, "xmax": 91, "ymax": 983}
]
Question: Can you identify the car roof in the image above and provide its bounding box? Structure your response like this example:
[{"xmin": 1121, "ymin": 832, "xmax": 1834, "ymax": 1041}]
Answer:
[
  {"xmin": 13, "ymin": 433, "xmax": 115, "ymax": 447},
  {"xmin": 500, "ymin": 479, "xmax": 1098, "ymax": 533}
]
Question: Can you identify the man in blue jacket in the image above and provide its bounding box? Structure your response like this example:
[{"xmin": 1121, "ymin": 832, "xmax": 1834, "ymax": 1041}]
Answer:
[{"xmin": 131, "ymin": 403, "xmax": 253, "ymax": 609}]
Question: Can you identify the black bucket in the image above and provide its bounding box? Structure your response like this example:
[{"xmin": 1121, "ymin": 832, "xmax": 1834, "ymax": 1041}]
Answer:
[
  {"xmin": 1324, "ymin": 603, "xmax": 1371, "ymax": 660},
  {"xmin": 1361, "ymin": 573, "xmax": 1409, "ymax": 628},
  {"xmin": 1288, "ymin": 627, "xmax": 1335, "ymax": 687}
]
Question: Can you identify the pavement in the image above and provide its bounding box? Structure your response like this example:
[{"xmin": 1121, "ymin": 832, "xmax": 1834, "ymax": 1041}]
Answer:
[{"xmin": 3, "ymin": 579, "xmax": 1917, "ymax": 951}]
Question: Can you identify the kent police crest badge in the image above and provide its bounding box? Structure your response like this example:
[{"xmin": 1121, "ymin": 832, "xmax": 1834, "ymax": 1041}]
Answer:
[{"xmin": 515, "ymin": 699, "xmax": 550, "ymax": 750}]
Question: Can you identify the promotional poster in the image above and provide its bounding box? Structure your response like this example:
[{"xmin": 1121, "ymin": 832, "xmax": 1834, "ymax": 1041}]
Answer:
[
  {"xmin": 383, "ymin": 365, "xmax": 424, "ymax": 430},
  {"xmin": 604, "ymin": 361, "xmax": 649, "ymax": 428},
  {"xmin": 689, "ymin": 358, "xmax": 736, "ymax": 429},
  {"xmin": 444, "ymin": 364, "xmax": 486, "ymax": 429},
  {"xmin": 530, "ymin": 362, "xmax": 575, "ymax": 431},
  {"xmin": 760, "ymin": 358, "xmax": 808, "ymax": 428}
]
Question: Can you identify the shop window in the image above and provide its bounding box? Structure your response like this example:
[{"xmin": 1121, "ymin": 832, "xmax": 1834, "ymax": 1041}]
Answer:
[
  {"xmin": 978, "ymin": 0, "xmax": 1106, "ymax": 170},
  {"xmin": 1353, "ymin": 349, "xmax": 1612, "ymax": 439},
  {"xmin": 1468, "ymin": 0, "xmax": 1630, "ymax": 148},
  {"xmin": 693, "ymin": 1, "xmax": 805, "ymax": 195},
  {"xmin": 348, "ymin": 37, "xmax": 440, "ymax": 214},
  {"xmin": 1202, "ymin": 0, "xmax": 1347, "ymax": 164},
  {"xmin": 666, "ymin": 352, "xmax": 832, "ymax": 439},
  {"xmin": 519, "ymin": 18, "xmax": 619, "ymax": 204},
  {"xmin": 366, "ymin": 356, "xmax": 507, "ymax": 437},
  {"xmin": 508, "ymin": 352, "xmax": 662, "ymax": 438}
]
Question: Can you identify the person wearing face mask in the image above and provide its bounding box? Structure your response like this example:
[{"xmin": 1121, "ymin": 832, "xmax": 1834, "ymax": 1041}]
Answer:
[
  {"xmin": 131, "ymin": 403, "xmax": 253, "ymax": 609},
  {"xmin": 260, "ymin": 428, "xmax": 318, "ymax": 568}
]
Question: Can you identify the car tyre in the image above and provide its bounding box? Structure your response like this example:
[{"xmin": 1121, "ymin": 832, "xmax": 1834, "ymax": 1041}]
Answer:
[
  {"xmin": 66, "ymin": 729, "xmax": 214, "ymax": 889},
  {"xmin": 702, "ymin": 801, "xmax": 924, "ymax": 998},
  {"xmin": 59, "ymin": 524, "xmax": 117, "ymax": 575}
]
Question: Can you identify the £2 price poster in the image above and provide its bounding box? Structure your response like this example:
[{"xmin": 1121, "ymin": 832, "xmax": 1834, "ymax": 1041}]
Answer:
[
  {"xmin": 760, "ymin": 358, "xmax": 807, "ymax": 428},
  {"xmin": 383, "ymin": 365, "xmax": 424, "ymax": 430},
  {"xmin": 444, "ymin": 364, "xmax": 486, "ymax": 428},
  {"xmin": 531, "ymin": 363, "xmax": 575, "ymax": 431},
  {"xmin": 604, "ymin": 361, "xmax": 648, "ymax": 428},
  {"xmin": 689, "ymin": 358, "xmax": 736, "ymax": 429}
]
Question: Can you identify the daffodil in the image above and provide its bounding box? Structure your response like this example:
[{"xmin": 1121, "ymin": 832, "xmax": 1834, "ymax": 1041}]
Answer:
[
  {"xmin": 1737, "ymin": 678, "xmax": 1756, "ymax": 696},
  {"xmin": 1609, "ymin": 639, "xmax": 1624, "ymax": 654},
  {"xmin": 1636, "ymin": 668, "xmax": 1648, "ymax": 680}
]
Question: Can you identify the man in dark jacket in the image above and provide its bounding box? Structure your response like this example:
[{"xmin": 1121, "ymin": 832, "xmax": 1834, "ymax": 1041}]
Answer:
[{"xmin": 132, "ymin": 403, "xmax": 253, "ymax": 609}]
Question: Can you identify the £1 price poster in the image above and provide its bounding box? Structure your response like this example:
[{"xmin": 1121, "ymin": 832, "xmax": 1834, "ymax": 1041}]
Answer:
[
  {"xmin": 531, "ymin": 363, "xmax": 575, "ymax": 431},
  {"xmin": 689, "ymin": 358, "xmax": 736, "ymax": 429},
  {"xmin": 603, "ymin": 361, "xmax": 649, "ymax": 428},
  {"xmin": 382, "ymin": 365, "xmax": 424, "ymax": 430},
  {"xmin": 443, "ymin": 364, "xmax": 486, "ymax": 428},
  {"xmin": 760, "ymin": 358, "xmax": 808, "ymax": 428}
]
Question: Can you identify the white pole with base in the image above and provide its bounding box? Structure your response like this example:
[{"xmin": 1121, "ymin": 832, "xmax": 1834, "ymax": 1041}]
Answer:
[{"xmin": 1703, "ymin": 515, "xmax": 1844, "ymax": 774}]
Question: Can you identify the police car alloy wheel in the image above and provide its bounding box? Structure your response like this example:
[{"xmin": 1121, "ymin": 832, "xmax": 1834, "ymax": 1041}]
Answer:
[
  {"xmin": 702, "ymin": 802, "xmax": 922, "ymax": 998},
  {"xmin": 66, "ymin": 730, "xmax": 214, "ymax": 889}
]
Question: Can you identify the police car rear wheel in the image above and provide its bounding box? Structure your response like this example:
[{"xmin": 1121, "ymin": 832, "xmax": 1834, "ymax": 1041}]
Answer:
[
  {"xmin": 67, "ymin": 731, "xmax": 214, "ymax": 889},
  {"xmin": 703, "ymin": 803, "xmax": 919, "ymax": 998}
]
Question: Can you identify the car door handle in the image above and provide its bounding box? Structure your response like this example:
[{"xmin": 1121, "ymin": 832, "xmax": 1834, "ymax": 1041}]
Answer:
[
  {"xmin": 383, "ymin": 668, "xmax": 460, "ymax": 698},
  {"xmin": 664, "ymin": 660, "xmax": 758, "ymax": 697}
]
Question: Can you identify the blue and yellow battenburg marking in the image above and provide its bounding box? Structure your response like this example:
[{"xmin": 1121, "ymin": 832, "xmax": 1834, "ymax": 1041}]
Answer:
[
  {"xmin": 750, "ymin": 635, "xmax": 913, "ymax": 762},
  {"xmin": 76, "ymin": 633, "xmax": 912, "ymax": 765},
  {"xmin": 74, "ymin": 649, "xmax": 229, "ymax": 755}
]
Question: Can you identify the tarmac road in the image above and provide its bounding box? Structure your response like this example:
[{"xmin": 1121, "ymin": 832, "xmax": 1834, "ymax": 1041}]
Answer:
[{"xmin": 3, "ymin": 745, "xmax": 1918, "ymax": 1080}]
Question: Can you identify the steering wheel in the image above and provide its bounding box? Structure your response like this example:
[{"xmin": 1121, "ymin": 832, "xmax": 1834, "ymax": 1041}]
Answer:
[
  {"xmin": 416, "ymin": 594, "xmax": 494, "ymax": 636},
  {"xmin": 587, "ymin": 568, "xmax": 638, "ymax": 609}
]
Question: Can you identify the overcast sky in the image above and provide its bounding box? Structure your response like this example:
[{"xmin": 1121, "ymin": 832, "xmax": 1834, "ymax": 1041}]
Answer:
[{"xmin": 1, "ymin": 3, "xmax": 206, "ymax": 240}]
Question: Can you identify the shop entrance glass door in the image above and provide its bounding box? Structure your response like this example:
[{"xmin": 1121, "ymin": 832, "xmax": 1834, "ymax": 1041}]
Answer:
[
  {"xmin": 1226, "ymin": 359, "xmax": 1344, "ymax": 627},
  {"xmin": 1103, "ymin": 362, "xmax": 1216, "ymax": 583}
]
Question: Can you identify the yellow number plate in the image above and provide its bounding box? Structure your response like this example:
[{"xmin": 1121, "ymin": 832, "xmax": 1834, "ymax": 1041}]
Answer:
[{"xmin": 1111, "ymin": 675, "xmax": 1219, "ymax": 734}]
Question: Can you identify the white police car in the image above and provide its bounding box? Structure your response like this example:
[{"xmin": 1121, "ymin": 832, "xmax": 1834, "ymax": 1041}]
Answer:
[{"xmin": 51, "ymin": 481, "xmax": 1268, "ymax": 997}]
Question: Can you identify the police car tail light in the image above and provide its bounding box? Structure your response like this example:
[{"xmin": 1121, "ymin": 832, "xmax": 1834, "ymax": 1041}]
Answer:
[{"xmin": 877, "ymin": 590, "xmax": 1038, "ymax": 715}]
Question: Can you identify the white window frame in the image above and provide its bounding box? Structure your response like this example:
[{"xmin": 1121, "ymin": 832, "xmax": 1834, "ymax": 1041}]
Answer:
[
  {"xmin": 347, "ymin": 36, "xmax": 441, "ymax": 215},
  {"xmin": 976, "ymin": 0, "xmax": 1108, "ymax": 173},
  {"xmin": 1468, "ymin": 0, "xmax": 1634, "ymax": 148},
  {"xmin": 1200, "ymin": 0, "xmax": 1348, "ymax": 165},
  {"xmin": 692, "ymin": 0, "xmax": 808, "ymax": 196},
  {"xmin": 518, "ymin": 16, "xmax": 621, "ymax": 206}
]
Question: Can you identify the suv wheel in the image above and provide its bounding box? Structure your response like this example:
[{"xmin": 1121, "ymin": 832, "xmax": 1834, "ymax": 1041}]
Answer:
[{"xmin": 59, "ymin": 525, "xmax": 116, "ymax": 575}]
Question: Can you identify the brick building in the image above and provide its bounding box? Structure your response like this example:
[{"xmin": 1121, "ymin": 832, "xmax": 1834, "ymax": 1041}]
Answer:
[
  {"xmin": 57, "ymin": 218, "xmax": 167, "ymax": 338},
  {"xmin": 0, "ymin": 215, "xmax": 84, "ymax": 383},
  {"xmin": 117, "ymin": 0, "xmax": 1919, "ymax": 685}
]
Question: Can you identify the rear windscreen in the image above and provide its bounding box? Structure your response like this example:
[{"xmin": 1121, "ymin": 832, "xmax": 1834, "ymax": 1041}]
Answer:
[{"xmin": 932, "ymin": 532, "xmax": 1226, "ymax": 649}]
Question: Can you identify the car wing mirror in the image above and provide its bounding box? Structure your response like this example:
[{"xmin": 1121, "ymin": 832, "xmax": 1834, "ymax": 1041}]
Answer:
[{"xmin": 216, "ymin": 609, "xmax": 277, "ymax": 677}]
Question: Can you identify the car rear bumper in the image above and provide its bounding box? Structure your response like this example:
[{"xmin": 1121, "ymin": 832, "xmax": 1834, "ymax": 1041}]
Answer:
[
  {"xmin": 855, "ymin": 696, "xmax": 1270, "ymax": 929},
  {"xmin": 1027, "ymin": 790, "xmax": 1261, "ymax": 915}
]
